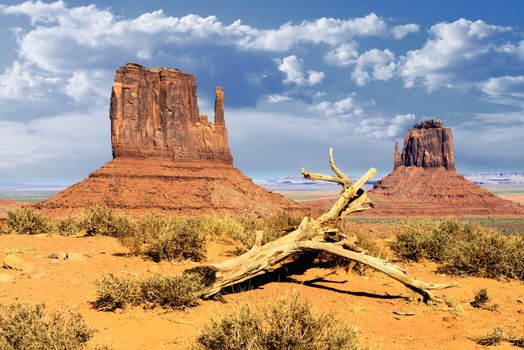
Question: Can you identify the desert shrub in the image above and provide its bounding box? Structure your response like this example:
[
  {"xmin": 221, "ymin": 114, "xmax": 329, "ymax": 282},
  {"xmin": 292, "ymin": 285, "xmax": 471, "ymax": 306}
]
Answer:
[
  {"xmin": 94, "ymin": 273, "xmax": 204, "ymax": 311},
  {"xmin": 470, "ymin": 289, "xmax": 498, "ymax": 311},
  {"xmin": 0, "ymin": 303, "xmax": 94, "ymax": 350},
  {"xmin": 194, "ymin": 296, "xmax": 360, "ymax": 350},
  {"xmin": 0, "ymin": 225, "xmax": 6, "ymax": 235},
  {"xmin": 144, "ymin": 218, "xmax": 206, "ymax": 262},
  {"xmin": 118, "ymin": 214, "xmax": 206, "ymax": 262},
  {"xmin": 139, "ymin": 273, "xmax": 204, "ymax": 309},
  {"xmin": 94, "ymin": 274, "xmax": 142, "ymax": 311},
  {"xmin": 54, "ymin": 216, "xmax": 83, "ymax": 237},
  {"xmin": 476, "ymin": 327, "xmax": 505, "ymax": 346},
  {"xmin": 80, "ymin": 205, "xmax": 133, "ymax": 237},
  {"xmin": 391, "ymin": 219, "xmax": 524, "ymax": 280},
  {"xmin": 199, "ymin": 216, "xmax": 246, "ymax": 238},
  {"xmin": 7, "ymin": 208, "xmax": 52, "ymax": 235}
]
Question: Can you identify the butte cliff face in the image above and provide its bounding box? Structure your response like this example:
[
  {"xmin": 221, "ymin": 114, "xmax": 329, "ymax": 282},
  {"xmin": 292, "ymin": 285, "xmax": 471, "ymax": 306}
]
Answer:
[
  {"xmin": 37, "ymin": 63, "xmax": 302, "ymax": 217},
  {"xmin": 110, "ymin": 63, "xmax": 232, "ymax": 162},
  {"xmin": 394, "ymin": 119, "xmax": 455, "ymax": 170}
]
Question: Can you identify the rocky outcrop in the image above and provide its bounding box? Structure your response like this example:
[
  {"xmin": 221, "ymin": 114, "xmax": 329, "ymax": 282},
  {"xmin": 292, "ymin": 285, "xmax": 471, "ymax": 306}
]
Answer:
[
  {"xmin": 37, "ymin": 64, "xmax": 303, "ymax": 217},
  {"xmin": 368, "ymin": 119, "xmax": 523, "ymax": 216},
  {"xmin": 302, "ymin": 119, "xmax": 524, "ymax": 217},
  {"xmin": 396, "ymin": 119, "xmax": 455, "ymax": 170},
  {"xmin": 110, "ymin": 63, "xmax": 232, "ymax": 163}
]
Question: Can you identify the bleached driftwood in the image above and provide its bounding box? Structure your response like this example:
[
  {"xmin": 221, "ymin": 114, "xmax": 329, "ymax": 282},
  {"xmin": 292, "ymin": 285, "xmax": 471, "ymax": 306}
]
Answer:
[{"xmin": 186, "ymin": 148, "xmax": 457, "ymax": 301}]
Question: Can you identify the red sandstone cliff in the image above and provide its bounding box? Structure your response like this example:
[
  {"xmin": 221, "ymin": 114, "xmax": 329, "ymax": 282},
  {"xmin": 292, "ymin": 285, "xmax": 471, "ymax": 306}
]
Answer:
[
  {"xmin": 110, "ymin": 63, "xmax": 232, "ymax": 163},
  {"xmin": 394, "ymin": 119, "xmax": 454, "ymax": 170}
]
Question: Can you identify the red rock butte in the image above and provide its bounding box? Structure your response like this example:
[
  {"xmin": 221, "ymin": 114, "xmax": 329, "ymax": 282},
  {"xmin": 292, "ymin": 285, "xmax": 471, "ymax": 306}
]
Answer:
[
  {"xmin": 368, "ymin": 119, "xmax": 524, "ymax": 216},
  {"xmin": 37, "ymin": 63, "xmax": 303, "ymax": 217}
]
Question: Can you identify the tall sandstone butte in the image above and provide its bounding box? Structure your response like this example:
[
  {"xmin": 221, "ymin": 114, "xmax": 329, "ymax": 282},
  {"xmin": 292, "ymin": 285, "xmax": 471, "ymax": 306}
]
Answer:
[
  {"xmin": 37, "ymin": 63, "xmax": 303, "ymax": 217},
  {"xmin": 369, "ymin": 119, "xmax": 524, "ymax": 216}
]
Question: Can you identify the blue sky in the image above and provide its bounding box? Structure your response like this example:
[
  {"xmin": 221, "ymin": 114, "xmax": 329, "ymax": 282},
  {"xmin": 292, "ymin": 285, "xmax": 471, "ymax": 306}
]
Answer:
[{"xmin": 0, "ymin": 0, "xmax": 523, "ymax": 182}]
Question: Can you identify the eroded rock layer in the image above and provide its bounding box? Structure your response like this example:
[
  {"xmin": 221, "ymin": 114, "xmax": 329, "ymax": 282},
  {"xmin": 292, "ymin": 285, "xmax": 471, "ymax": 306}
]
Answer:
[
  {"xmin": 37, "ymin": 157, "xmax": 303, "ymax": 217},
  {"xmin": 368, "ymin": 167, "xmax": 523, "ymax": 216},
  {"xmin": 110, "ymin": 63, "xmax": 232, "ymax": 163},
  {"xmin": 394, "ymin": 119, "xmax": 454, "ymax": 170},
  {"xmin": 37, "ymin": 64, "xmax": 303, "ymax": 217}
]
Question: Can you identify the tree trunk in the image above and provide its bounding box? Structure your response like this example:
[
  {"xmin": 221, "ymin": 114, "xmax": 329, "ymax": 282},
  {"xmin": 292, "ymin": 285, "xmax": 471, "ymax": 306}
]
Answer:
[{"xmin": 185, "ymin": 148, "xmax": 457, "ymax": 302}]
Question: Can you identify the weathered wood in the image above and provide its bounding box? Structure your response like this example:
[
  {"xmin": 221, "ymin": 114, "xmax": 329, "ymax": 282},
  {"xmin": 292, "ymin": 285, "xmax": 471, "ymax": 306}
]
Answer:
[{"xmin": 186, "ymin": 148, "xmax": 458, "ymax": 301}]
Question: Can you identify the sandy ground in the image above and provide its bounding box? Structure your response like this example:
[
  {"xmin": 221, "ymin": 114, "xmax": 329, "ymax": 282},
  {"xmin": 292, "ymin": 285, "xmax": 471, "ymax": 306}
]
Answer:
[{"xmin": 1, "ymin": 233, "xmax": 524, "ymax": 350}]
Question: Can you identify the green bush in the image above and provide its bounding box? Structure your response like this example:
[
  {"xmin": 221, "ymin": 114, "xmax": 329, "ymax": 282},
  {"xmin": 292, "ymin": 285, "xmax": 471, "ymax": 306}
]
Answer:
[
  {"xmin": 81, "ymin": 205, "xmax": 133, "ymax": 237},
  {"xmin": 391, "ymin": 219, "xmax": 524, "ymax": 280},
  {"xmin": 7, "ymin": 208, "xmax": 52, "ymax": 235},
  {"xmin": 0, "ymin": 303, "xmax": 94, "ymax": 350},
  {"xmin": 194, "ymin": 296, "xmax": 360, "ymax": 350},
  {"xmin": 94, "ymin": 273, "xmax": 204, "ymax": 311}
]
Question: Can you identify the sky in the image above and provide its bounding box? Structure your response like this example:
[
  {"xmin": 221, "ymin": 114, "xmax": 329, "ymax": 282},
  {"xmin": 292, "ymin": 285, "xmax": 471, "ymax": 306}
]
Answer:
[{"xmin": 0, "ymin": 0, "xmax": 523, "ymax": 183}]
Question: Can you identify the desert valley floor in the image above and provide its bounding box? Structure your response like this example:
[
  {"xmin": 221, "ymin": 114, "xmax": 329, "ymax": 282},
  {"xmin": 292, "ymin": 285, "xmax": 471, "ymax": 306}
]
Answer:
[{"xmin": 1, "ymin": 188, "xmax": 524, "ymax": 349}]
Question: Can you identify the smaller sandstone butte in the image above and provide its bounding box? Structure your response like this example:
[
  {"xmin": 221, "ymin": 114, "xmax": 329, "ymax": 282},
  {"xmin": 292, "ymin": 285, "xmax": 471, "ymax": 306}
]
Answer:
[
  {"xmin": 369, "ymin": 119, "xmax": 523, "ymax": 216},
  {"xmin": 302, "ymin": 119, "xmax": 523, "ymax": 217},
  {"xmin": 37, "ymin": 63, "xmax": 302, "ymax": 217}
]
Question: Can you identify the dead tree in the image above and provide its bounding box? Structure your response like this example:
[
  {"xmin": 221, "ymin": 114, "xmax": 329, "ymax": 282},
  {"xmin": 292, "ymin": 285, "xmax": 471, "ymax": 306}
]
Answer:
[{"xmin": 186, "ymin": 148, "xmax": 457, "ymax": 301}]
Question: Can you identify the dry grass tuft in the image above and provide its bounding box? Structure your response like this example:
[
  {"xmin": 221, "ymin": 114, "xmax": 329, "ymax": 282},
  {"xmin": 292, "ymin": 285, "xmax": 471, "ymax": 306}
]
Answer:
[
  {"xmin": 118, "ymin": 213, "xmax": 207, "ymax": 262},
  {"xmin": 194, "ymin": 296, "xmax": 360, "ymax": 350},
  {"xmin": 476, "ymin": 327, "xmax": 505, "ymax": 346},
  {"xmin": 470, "ymin": 289, "xmax": 498, "ymax": 311},
  {"xmin": 0, "ymin": 303, "xmax": 94, "ymax": 350}
]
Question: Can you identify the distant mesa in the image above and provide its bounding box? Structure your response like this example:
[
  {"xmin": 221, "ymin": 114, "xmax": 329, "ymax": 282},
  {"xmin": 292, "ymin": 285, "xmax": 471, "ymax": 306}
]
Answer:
[
  {"xmin": 36, "ymin": 63, "xmax": 303, "ymax": 217},
  {"xmin": 369, "ymin": 119, "xmax": 524, "ymax": 216}
]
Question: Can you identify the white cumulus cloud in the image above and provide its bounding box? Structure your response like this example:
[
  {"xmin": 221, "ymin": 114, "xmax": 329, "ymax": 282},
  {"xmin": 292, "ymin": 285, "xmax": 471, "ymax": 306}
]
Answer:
[
  {"xmin": 391, "ymin": 23, "xmax": 420, "ymax": 39},
  {"xmin": 323, "ymin": 41, "xmax": 359, "ymax": 66},
  {"xmin": 356, "ymin": 113, "xmax": 415, "ymax": 139},
  {"xmin": 351, "ymin": 49, "xmax": 396, "ymax": 86},
  {"xmin": 312, "ymin": 96, "xmax": 366, "ymax": 118},
  {"xmin": 398, "ymin": 18, "xmax": 517, "ymax": 91},
  {"xmin": 277, "ymin": 55, "xmax": 324, "ymax": 86}
]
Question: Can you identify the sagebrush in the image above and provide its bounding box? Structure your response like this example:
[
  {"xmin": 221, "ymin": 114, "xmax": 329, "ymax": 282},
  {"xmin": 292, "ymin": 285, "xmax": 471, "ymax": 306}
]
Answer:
[
  {"xmin": 194, "ymin": 296, "xmax": 360, "ymax": 350},
  {"xmin": 7, "ymin": 208, "xmax": 52, "ymax": 235},
  {"xmin": 94, "ymin": 273, "xmax": 204, "ymax": 311},
  {"xmin": 391, "ymin": 219, "xmax": 524, "ymax": 280},
  {"xmin": 118, "ymin": 213, "xmax": 207, "ymax": 262},
  {"xmin": 81, "ymin": 205, "xmax": 133, "ymax": 237},
  {"xmin": 0, "ymin": 303, "xmax": 94, "ymax": 350}
]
